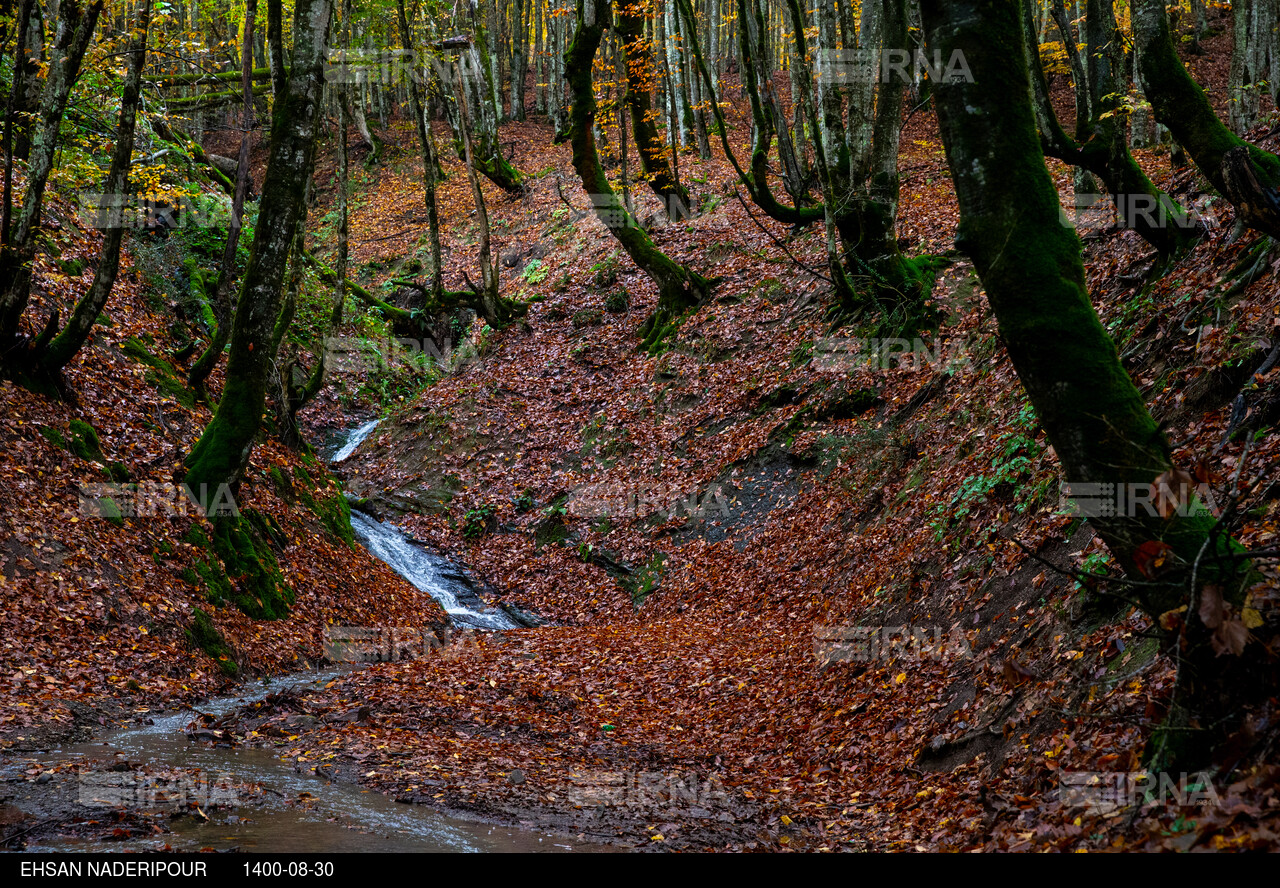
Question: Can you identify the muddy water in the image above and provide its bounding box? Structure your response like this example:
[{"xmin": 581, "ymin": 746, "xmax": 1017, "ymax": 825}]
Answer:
[{"xmin": 19, "ymin": 672, "xmax": 594, "ymax": 852}]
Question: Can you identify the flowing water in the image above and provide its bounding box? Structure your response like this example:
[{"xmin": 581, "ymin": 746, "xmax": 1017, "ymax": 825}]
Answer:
[
  {"xmin": 20, "ymin": 671, "xmax": 590, "ymax": 852},
  {"xmin": 11, "ymin": 422, "xmax": 591, "ymax": 852},
  {"xmin": 331, "ymin": 418, "xmax": 381, "ymax": 462}
]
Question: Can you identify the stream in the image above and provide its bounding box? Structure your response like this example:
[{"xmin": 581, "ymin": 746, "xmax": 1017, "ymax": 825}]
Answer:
[{"xmin": 7, "ymin": 421, "xmax": 592, "ymax": 853}]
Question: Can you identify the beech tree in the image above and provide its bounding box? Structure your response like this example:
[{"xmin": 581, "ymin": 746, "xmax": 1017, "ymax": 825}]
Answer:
[
  {"xmin": 563, "ymin": 0, "xmax": 711, "ymax": 350},
  {"xmin": 1133, "ymin": 0, "xmax": 1280, "ymax": 241},
  {"xmin": 0, "ymin": 0, "xmax": 105, "ymax": 360},
  {"xmin": 920, "ymin": 0, "xmax": 1267, "ymax": 769},
  {"xmin": 183, "ymin": 0, "xmax": 336, "ymax": 509},
  {"xmin": 1020, "ymin": 0, "xmax": 1202, "ymax": 259}
]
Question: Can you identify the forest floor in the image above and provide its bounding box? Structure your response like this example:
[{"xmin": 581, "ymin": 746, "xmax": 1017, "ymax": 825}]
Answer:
[{"xmin": 4, "ymin": 21, "xmax": 1280, "ymax": 851}]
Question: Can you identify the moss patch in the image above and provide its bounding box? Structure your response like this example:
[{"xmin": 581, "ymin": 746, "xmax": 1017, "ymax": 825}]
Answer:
[
  {"xmin": 185, "ymin": 608, "xmax": 239, "ymax": 677},
  {"xmin": 122, "ymin": 337, "xmax": 196, "ymax": 408},
  {"xmin": 182, "ymin": 511, "xmax": 294, "ymax": 619}
]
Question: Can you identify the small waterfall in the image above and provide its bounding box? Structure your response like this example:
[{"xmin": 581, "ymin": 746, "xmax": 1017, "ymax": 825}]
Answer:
[
  {"xmin": 332, "ymin": 418, "xmax": 380, "ymax": 462},
  {"xmin": 331, "ymin": 421, "xmax": 517, "ymax": 631},
  {"xmin": 348, "ymin": 512, "xmax": 517, "ymax": 630}
]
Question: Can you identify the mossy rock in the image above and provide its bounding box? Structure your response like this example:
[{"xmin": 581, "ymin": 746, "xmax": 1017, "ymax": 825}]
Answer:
[
  {"xmin": 314, "ymin": 493, "xmax": 355, "ymax": 547},
  {"xmin": 67, "ymin": 419, "xmax": 104, "ymax": 463},
  {"xmin": 186, "ymin": 608, "xmax": 239, "ymax": 677},
  {"xmin": 618, "ymin": 552, "xmax": 668, "ymax": 609},
  {"xmin": 268, "ymin": 465, "xmax": 296, "ymax": 503}
]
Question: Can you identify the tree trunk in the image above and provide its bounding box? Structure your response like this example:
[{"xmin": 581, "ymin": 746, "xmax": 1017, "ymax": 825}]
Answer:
[
  {"xmin": 1023, "ymin": 0, "xmax": 1201, "ymax": 257},
  {"xmin": 1133, "ymin": 0, "xmax": 1280, "ymax": 241},
  {"xmin": 921, "ymin": 0, "xmax": 1262, "ymax": 771},
  {"xmin": 0, "ymin": 0, "xmax": 105, "ymax": 354},
  {"xmin": 617, "ymin": 0, "xmax": 692, "ymax": 217},
  {"xmin": 189, "ymin": 0, "xmax": 260, "ymax": 400},
  {"xmin": 396, "ymin": 0, "xmax": 446, "ymax": 299},
  {"xmin": 565, "ymin": 0, "xmax": 709, "ymax": 350},
  {"xmin": 183, "ymin": 0, "xmax": 335, "ymax": 509},
  {"xmin": 40, "ymin": 0, "xmax": 154, "ymax": 376}
]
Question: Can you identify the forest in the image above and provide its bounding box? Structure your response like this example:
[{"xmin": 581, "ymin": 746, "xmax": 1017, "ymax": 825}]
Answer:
[{"xmin": 0, "ymin": 0, "xmax": 1278, "ymax": 855}]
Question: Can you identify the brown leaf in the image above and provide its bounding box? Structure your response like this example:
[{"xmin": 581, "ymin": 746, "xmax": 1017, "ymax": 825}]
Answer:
[
  {"xmin": 1198, "ymin": 584, "xmax": 1225, "ymax": 630},
  {"xmin": 1133, "ymin": 541, "xmax": 1174, "ymax": 579},
  {"xmin": 1152, "ymin": 468, "xmax": 1194, "ymax": 520},
  {"xmin": 1211, "ymin": 620, "xmax": 1249, "ymax": 657},
  {"xmin": 1002, "ymin": 658, "xmax": 1038, "ymax": 687},
  {"xmin": 1158, "ymin": 606, "xmax": 1187, "ymax": 631}
]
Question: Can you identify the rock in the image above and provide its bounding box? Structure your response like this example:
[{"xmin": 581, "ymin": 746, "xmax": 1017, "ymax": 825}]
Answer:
[
  {"xmin": 206, "ymin": 154, "xmax": 240, "ymax": 177},
  {"xmin": 36, "ymin": 771, "xmax": 53, "ymax": 784},
  {"xmin": 507, "ymin": 769, "xmax": 526, "ymax": 785}
]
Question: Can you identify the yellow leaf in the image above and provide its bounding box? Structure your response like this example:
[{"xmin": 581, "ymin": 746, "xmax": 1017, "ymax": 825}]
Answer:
[
  {"xmin": 780, "ymin": 814, "xmax": 792, "ymax": 825},
  {"xmin": 894, "ymin": 672, "xmax": 906, "ymax": 684},
  {"xmin": 1243, "ymin": 607, "xmax": 1264, "ymax": 629}
]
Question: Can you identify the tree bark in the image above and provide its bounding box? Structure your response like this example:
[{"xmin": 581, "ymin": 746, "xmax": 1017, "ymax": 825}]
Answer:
[
  {"xmin": 1133, "ymin": 0, "xmax": 1280, "ymax": 241},
  {"xmin": 40, "ymin": 0, "xmax": 154, "ymax": 376},
  {"xmin": 0, "ymin": 0, "xmax": 105, "ymax": 354},
  {"xmin": 922, "ymin": 0, "xmax": 1261, "ymax": 770},
  {"xmin": 617, "ymin": 0, "xmax": 691, "ymax": 217},
  {"xmin": 184, "ymin": 0, "xmax": 335, "ymax": 509},
  {"xmin": 189, "ymin": 0, "xmax": 260, "ymax": 400},
  {"xmin": 565, "ymin": 0, "xmax": 709, "ymax": 349}
]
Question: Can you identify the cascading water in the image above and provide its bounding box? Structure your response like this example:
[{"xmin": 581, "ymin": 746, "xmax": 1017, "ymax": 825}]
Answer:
[
  {"xmin": 331, "ymin": 418, "xmax": 380, "ymax": 462},
  {"xmin": 12, "ymin": 423, "xmax": 580, "ymax": 853},
  {"xmin": 330, "ymin": 422, "xmax": 518, "ymax": 631}
]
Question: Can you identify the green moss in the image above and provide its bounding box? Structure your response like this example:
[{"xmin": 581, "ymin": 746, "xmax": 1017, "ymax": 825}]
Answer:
[
  {"xmin": 185, "ymin": 608, "xmax": 239, "ymax": 677},
  {"xmin": 618, "ymin": 552, "xmax": 668, "ymax": 609},
  {"xmin": 67, "ymin": 420, "xmax": 104, "ymax": 463},
  {"xmin": 122, "ymin": 337, "xmax": 196, "ymax": 408},
  {"xmin": 97, "ymin": 497, "xmax": 125, "ymax": 527},
  {"xmin": 182, "ymin": 513, "xmax": 294, "ymax": 619},
  {"xmin": 38, "ymin": 425, "xmax": 67, "ymax": 450},
  {"xmin": 268, "ymin": 465, "xmax": 295, "ymax": 502},
  {"xmin": 315, "ymin": 493, "xmax": 355, "ymax": 547}
]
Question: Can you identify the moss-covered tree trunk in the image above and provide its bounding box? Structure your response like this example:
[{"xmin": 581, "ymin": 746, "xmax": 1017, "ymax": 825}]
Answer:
[
  {"xmin": 921, "ymin": 0, "xmax": 1264, "ymax": 770},
  {"xmin": 39, "ymin": 0, "xmax": 154, "ymax": 376},
  {"xmin": 785, "ymin": 0, "xmax": 930, "ymax": 326},
  {"xmin": 1022, "ymin": 0, "xmax": 1200, "ymax": 257},
  {"xmin": 462, "ymin": 7, "xmax": 525, "ymax": 195},
  {"xmin": 722, "ymin": 0, "xmax": 821, "ymax": 226},
  {"xmin": 0, "ymin": 0, "xmax": 105, "ymax": 354},
  {"xmin": 565, "ymin": 0, "xmax": 709, "ymax": 349},
  {"xmin": 184, "ymin": 0, "xmax": 335, "ymax": 510},
  {"xmin": 1133, "ymin": 0, "xmax": 1280, "ymax": 240}
]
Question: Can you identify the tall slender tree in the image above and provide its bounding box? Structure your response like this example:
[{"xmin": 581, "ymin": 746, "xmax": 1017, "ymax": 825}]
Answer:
[{"xmin": 184, "ymin": 0, "xmax": 336, "ymax": 508}]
